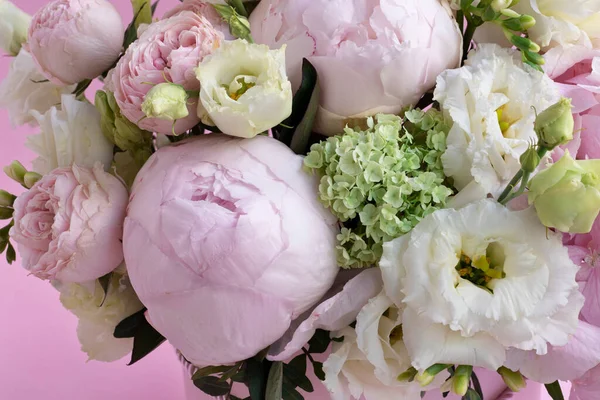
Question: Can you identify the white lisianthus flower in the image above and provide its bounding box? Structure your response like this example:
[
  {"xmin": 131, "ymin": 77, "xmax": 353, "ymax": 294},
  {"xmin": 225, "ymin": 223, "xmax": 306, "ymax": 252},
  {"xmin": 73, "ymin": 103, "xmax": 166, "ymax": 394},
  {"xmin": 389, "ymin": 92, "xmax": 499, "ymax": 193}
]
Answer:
[
  {"xmin": 57, "ymin": 271, "xmax": 143, "ymax": 362},
  {"xmin": 514, "ymin": 0, "xmax": 600, "ymax": 50},
  {"xmin": 0, "ymin": 0, "xmax": 30, "ymax": 56},
  {"xmin": 380, "ymin": 199, "xmax": 583, "ymax": 371},
  {"xmin": 323, "ymin": 291, "xmax": 423, "ymax": 400},
  {"xmin": 0, "ymin": 49, "xmax": 75, "ymax": 126},
  {"xmin": 195, "ymin": 39, "xmax": 292, "ymax": 138},
  {"xmin": 27, "ymin": 94, "xmax": 114, "ymax": 174},
  {"xmin": 434, "ymin": 44, "xmax": 560, "ymax": 203}
]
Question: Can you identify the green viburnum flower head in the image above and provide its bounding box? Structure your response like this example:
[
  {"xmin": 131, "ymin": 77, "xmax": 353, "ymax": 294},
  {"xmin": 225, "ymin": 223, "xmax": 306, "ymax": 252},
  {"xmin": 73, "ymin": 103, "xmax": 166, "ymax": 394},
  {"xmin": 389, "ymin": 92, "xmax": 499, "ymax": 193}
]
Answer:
[{"xmin": 305, "ymin": 111, "xmax": 453, "ymax": 268}]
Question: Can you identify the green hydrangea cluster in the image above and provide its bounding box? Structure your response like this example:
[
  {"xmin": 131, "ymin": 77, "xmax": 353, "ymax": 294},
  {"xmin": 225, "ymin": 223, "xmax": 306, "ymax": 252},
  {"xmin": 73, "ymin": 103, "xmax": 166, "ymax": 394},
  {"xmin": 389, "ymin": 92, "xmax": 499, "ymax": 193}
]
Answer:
[{"xmin": 304, "ymin": 111, "xmax": 453, "ymax": 269}]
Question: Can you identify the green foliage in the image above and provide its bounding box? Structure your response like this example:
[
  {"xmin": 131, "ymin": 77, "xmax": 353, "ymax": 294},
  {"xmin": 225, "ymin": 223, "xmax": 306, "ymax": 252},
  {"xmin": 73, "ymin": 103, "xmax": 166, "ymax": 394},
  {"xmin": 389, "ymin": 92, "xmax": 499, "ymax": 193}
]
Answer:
[{"xmin": 304, "ymin": 111, "xmax": 453, "ymax": 268}]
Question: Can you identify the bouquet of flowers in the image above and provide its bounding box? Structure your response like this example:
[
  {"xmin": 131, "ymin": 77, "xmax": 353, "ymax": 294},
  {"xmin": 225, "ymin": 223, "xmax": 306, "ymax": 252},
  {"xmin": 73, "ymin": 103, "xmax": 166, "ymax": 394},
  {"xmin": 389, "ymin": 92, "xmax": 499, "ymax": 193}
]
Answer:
[{"xmin": 3, "ymin": 0, "xmax": 600, "ymax": 399}]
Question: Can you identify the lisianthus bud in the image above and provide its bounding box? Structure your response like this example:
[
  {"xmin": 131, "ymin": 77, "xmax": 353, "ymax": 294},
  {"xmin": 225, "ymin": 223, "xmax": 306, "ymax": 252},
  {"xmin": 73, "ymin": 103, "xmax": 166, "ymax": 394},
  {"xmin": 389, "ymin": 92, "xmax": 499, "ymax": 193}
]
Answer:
[
  {"xmin": 452, "ymin": 365, "xmax": 473, "ymax": 396},
  {"xmin": 528, "ymin": 151, "xmax": 600, "ymax": 234},
  {"xmin": 23, "ymin": 171, "xmax": 42, "ymax": 189},
  {"xmin": 519, "ymin": 15, "xmax": 536, "ymax": 30},
  {"xmin": 519, "ymin": 146, "xmax": 541, "ymax": 173},
  {"xmin": 500, "ymin": 9, "xmax": 521, "ymax": 18},
  {"xmin": 0, "ymin": 0, "xmax": 31, "ymax": 56},
  {"xmin": 535, "ymin": 98, "xmax": 574, "ymax": 150},
  {"xmin": 4, "ymin": 160, "xmax": 26, "ymax": 184},
  {"xmin": 141, "ymin": 83, "xmax": 190, "ymax": 122},
  {"xmin": 498, "ymin": 367, "xmax": 526, "ymax": 392},
  {"xmin": 492, "ymin": 0, "xmax": 511, "ymax": 11},
  {"xmin": 229, "ymin": 14, "xmax": 252, "ymax": 41},
  {"xmin": 416, "ymin": 364, "xmax": 451, "ymax": 386},
  {"xmin": 0, "ymin": 190, "xmax": 16, "ymax": 207}
]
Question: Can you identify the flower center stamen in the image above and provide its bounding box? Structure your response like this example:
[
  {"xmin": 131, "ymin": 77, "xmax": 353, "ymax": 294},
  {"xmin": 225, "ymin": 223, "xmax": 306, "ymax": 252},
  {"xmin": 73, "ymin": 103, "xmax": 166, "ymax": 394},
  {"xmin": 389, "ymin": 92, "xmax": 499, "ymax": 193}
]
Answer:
[
  {"xmin": 389, "ymin": 325, "xmax": 403, "ymax": 346},
  {"xmin": 455, "ymin": 251, "xmax": 505, "ymax": 292},
  {"xmin": 227, "ymin": 75, "xmax": 257, "ymax": 100}
]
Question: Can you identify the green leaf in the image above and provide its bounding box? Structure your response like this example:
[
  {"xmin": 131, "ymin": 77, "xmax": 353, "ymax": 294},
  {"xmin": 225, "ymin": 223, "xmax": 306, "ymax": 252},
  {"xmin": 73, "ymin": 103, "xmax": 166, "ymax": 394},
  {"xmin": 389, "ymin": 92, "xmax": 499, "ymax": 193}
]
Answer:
[
  {"xmin": 282, "ymin": 381, "xmax": 304, "ymax": 400},
  {"xmin": 128, "ymin": 318, "xmax": 166, "ymax": 365},
  {"xmin": 0, "ymin": 207, "xmax": 13, "ymax": 220},
  {"xmin": 114, "ymin": 308, "xmax": 148, "ymax": 338},
  {"xmin": 5, "ymin": 242, "xmax": 15, "ymax": 264},
  {"xmin": 284, "ymin": 355, "xmax": 313, "ymax": 393},
  {"xmin": 123, "ymin": 4, "xmax": 148, "ymax": 50},
  {"xmin": 193, "ymin": 375, "xmax": 231, "ymax": 397},
  {"xmin": 277, "ymin": 58, "xmax": 319, "ymax": 154},
  {"xmin": 266, "ymin": 361, "xmax": 283, "ymax": 400},
  {"xmin": 246, "ymin": 357, "xmax": 271, "ymax": 400},
  {"xmin": 219, "ymin": 362, "xmax": 244, "ymax": 382},
  {"xmin": 0, "ymin": 221, "xmax": 13, "ymax": 239},
  {"xmin": 307, "ymin": 329, "xmax": 330, "ymax": 354},
  {"xmin": 312, "ymin": 361, "xmax": 325, "ymax": 381},
  {"xmin": 545, "ymin": 381, "xmax": 565, "ymax": 400},
  {"xmin": 191, "ymin": 365, "xmax": 233, "ymax": 381},
  {"xmin": 0, "ymin": 239, "xmax": 7, "ymax": 254},
  {"xmin": 471, "ymin": 371, "xmax": 484, "ymax": 400},
  {"xmin": 227, "ymin": 0, "xmax": 248, "ymax": 17},
  {"xmin": 151, "ymin": 0, "xmax": 159, "ymax": 15},
  {"xmin": 98, "ymin": 272, "xmax": 112, "ymax": 307},
  {"xmin": 463, "ymin": 388, "xmax": 482, "ymax": 400},
  {"xmin": 72, "ymin": 79, "xmax": 93, "ymax": 99}
]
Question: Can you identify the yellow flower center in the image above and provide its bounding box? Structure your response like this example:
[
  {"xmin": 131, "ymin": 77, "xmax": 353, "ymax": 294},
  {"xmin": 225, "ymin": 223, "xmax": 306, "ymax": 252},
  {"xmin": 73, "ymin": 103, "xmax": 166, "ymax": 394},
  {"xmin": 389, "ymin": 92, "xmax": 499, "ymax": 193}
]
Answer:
[
  {"xmin": 455, "ymin": 247, "xmax": 506, "ymax": 292},
  {"xmin": 496, "ymin": 107, "xmax": 512, "ymax": 136},
  {"xmin": 389, "ymin": 325, "xmax": 403, "ymax": 346},
  {"xmin": 227, "ymin": 75, "xmax": 257, "ymax": 101}
]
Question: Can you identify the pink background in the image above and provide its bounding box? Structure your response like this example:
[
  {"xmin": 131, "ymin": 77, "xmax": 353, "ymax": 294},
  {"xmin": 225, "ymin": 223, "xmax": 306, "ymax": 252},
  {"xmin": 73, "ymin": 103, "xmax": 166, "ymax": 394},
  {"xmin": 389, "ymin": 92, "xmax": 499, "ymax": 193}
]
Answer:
[{"xmin": 0, "ymin": 1, "xmax": 187, "ymax": 399}]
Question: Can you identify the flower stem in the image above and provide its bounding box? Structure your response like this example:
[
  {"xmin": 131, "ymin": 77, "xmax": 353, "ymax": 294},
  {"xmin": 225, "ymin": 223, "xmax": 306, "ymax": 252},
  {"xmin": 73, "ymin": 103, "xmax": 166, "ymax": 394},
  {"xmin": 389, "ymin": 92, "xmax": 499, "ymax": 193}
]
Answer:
[
  {"xmin": 462, "ymin": 18, "xmax": 478, "ymax": 63},
  {"xmin": 498, "ymin": 147, "xmax": 548, "ymax": 204}
]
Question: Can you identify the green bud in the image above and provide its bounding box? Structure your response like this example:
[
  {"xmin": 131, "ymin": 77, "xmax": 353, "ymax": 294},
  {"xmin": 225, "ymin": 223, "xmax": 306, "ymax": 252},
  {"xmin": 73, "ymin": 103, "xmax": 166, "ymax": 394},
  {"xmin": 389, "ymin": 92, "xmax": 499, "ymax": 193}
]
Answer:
[
  {"xmin": 523, "ymin": 50, "xmax": 545, "ymax": 65},
  {"xmin": 0, "ymin": 190, "xmax": 16, "ymax": 207},
  {"xmin": 23, "ymin": 172, "xmax": 42, "ymax": 189},
  {"xmin": 498, "ymin": 367, "xmax": 527, "ymax": 392},
  {"xmin": 519, "ymin": 15, "xmax": 536, "ymax": 30},
  {"xmin": 510, "ymin": 34, "xmax": 541, "ymax": 52},
  {"xmin": 502, "ymin": 18, "xmax": 524, "ymax": 31},
  {"xmin": 535, "ymin": 97, "xmax": 574, "ymax": 150},
  {"xmin": 492, "ymin": 0, "xmax": 512, "ymax": 11},
  {"xmin": 500, "ymin": 9, "xmax": 521, "ymax": 18},
  {"xmin": 510, "ymin": 0, "xmax": 521, "ymax": 5},
  {"xmin": 212, "ymin": 4, "xmax": 236, "ymax": 20},
  {"xmin": 229, "ymin": 15, "xmax": 253, "ymax": 42},
  {"xmin": 528, "ymin": 151, "xmax": 600, "ymax": 234},
  {"xmin": 142, "ymin": 83, "xmax": 190, "ymax": 122},
  {"xmin": 452, "ymin": 365, "xmax": 473, "ymax": 397},
  {"xmin": 520, "ymin": 147, "xmax": 541, "ymax": 173},
  {"xmin": 4, "ymin": 161, "xmax": 27, "ymax": 184},
  {"xmin": 397, "ymin": 367, "xmax": 418, "ymax": 382},
  {"xmin": 416, "ymin": 364, "xmax": 451, "ymax": 386}
]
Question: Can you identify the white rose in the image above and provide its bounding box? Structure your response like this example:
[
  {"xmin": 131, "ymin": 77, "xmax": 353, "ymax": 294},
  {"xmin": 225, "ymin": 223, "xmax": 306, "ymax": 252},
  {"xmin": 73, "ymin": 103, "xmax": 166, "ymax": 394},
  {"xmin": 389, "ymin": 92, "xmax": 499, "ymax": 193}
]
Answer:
[
  {"xmin": 26, "ymin": 94, "xmax": 114, "ymax": 174},
  {"xmin": 0, "ymin": 49, "xmax": 75, "ymax": 126},
  {"xmin": 514, "ymin": 0, "xmax": 600, "ymax": 50},
  {"xmin": 0, "ymin": 0, "xmax": 30, "ymax": 56},
  {"xmin": 323, "ymin": 291, "xmax": 423, "ymax": 400},
  {"xmin": 434, "ymin": 44, "xmax": 560, "ymax": 204},
  {"xmin": 57, "ymin": 272, "xmax": 143, "ymax": 362},
  {"xmin": 195, "ymin": 39, "xmax": 292, "ymax": 138},
  {"xmin": 380, "ymin": 199, "xmax": 583, "ymax": 371}
]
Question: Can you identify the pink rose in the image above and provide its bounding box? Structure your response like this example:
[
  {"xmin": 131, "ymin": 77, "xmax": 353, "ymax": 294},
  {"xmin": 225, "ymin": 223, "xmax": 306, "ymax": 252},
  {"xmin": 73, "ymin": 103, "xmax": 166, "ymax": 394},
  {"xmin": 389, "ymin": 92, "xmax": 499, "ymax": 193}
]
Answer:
[
  {"xmin": 545, "ymin": 46, "xmax": 600, "ymax": 161},
  {"xmin": 163, "ymin": 0, "xmax": 232, "ymax": 39},
  {"xmin": 107, "ymin": 11, "xmax": 223, "ymax": 135},
  {"xmin": 27, "ymin": 0, "xmax": 124, "ymax": 85},
  {"xmin": 123, "ymin": 134, "xmax": 339, "ymax": 366},
  {"xmin": 249, "ymin": 0, "xmax": 462, "ymax": 135},
  {"xmin": 10, "ymin": 164, "xmax": 129, "ymax": 283}
]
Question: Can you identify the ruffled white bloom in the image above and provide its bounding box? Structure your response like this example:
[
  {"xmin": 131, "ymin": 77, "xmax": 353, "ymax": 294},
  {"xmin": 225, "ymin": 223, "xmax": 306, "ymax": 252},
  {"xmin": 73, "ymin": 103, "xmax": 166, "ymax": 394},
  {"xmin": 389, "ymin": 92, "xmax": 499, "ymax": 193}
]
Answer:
[
  {"xmin": 514, "ymin": 0, "xmax": 600, "ymax": 50},
  {"xmin": 380, "ymin": 199, "xmax": 583, "ymax": 371},
  {"xmin": 434, "ymin": 44, "xmax": 560, "ymax": 203},
  {"xmin": 323, "ymin": 291, "xmax": 422, "ymax": 400},
  {"xmin": 195, "ymin": 39, "xmax": 292, "ymax": 138},
  {"xmin": 57, "ymin": 271, "xmax": 143, "ymax": 362},
  {"xmin": 0, "ymin": 49, "xmax": 75, "ymax": 126},
  {"xmin": 27, "ymin": 94, "xmax": 114, "ymax": 174},
  {"xmin": 0, "ymin": 0, "xmax": 31, "ymax": 56}
]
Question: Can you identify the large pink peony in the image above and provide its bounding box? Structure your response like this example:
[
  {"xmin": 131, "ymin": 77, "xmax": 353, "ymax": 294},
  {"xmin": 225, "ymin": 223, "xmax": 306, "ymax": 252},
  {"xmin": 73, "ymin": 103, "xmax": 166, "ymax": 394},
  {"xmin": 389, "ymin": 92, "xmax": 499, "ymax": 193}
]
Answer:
[
  {"xmin": 10, "ymin": 164, "xmax": 129, "ymax": 283},
  {"xmin": 123, "ymin": 134, "xmax": 339, "ymax": 366},
  {"xmin": 249, "ymin": 0, "xmax": 462, "ymax": 135},
  {"xmin": 163, "ymin": 0, "xmax": 233, "ymax": 38},
  {"xmin": 106, "ymin": 11, "xmax": 223, "ymax": 135},
  {"xmin": 27, "ymin": 0, "xmax": 124, "ymax": 85}
]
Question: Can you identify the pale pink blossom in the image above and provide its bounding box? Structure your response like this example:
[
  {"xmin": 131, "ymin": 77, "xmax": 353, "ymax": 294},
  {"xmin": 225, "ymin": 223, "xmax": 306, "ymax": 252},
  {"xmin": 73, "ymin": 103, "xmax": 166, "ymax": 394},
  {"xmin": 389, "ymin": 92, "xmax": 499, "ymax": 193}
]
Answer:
[
  {"xmin": 163, "ymin": 0, "xmax": 232, "ymax": 38},
  {"xmin": 106, "ymin": 11, "xmax": 223, "ymax": 135},
  {"xmin": 123, "ymin": 134, "xmax": 339, "ymax": 367},
  {"xmin": 10, "ymin": 164, "xmax": 128, "ymax": 283},
  {"xmin": 27, "ymin": 0, "xmax": 124, "ymax": 85}
]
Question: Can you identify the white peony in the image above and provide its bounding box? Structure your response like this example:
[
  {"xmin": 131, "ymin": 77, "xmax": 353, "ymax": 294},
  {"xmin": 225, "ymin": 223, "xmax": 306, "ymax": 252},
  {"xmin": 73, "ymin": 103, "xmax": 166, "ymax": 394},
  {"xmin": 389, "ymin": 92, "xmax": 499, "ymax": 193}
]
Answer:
[
  {"xmin": 0, "ymin": 0, "xmax": 30, "ymax": 56},
  {"xmin": 57, "ymin": 271, "xmax": 143, "ymax": 362},
  {"xmin": 27, "ymin": 94, "xmax": 114, "ymax": 174},
  {"xmin": 195, "ymin": 39, "xmax": 292, "ymax": 138},
  {"xmin": 380, "ymin": 199, "xmax": 583, "ymax": 371},
  {"xmin": 323, "ymin": 291, "xmax": 422, "ymax": 400},
  {"xmin": 0, "ymin": 49, "xmax": 75, "ymax": 126},
  {"xmin": 514, "ymin": 0, "xmax": 600, "ymax": 50},
  {"xmin": 434, "ymin": 44, "xmax": 560, "ymax": 203}
]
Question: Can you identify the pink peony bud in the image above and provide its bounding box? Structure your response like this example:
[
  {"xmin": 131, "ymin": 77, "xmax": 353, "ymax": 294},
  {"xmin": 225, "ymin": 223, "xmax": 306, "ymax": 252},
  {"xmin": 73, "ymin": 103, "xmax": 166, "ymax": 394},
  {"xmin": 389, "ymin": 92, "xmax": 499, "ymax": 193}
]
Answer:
[
  {"xmin": 123, "ymin": 134, "xmax": 339, "ymax": 366},
  {"xmin": 249, "ymin": 0, "xmax": 462, "ymax": 135},
  {"xmin": 27, "ymin": 0, "xmax": 124, "ymax": 85},
  {"xmin": 10, "ymin": 164, "xmax": 129, "ymax": 283}
]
